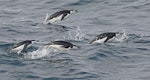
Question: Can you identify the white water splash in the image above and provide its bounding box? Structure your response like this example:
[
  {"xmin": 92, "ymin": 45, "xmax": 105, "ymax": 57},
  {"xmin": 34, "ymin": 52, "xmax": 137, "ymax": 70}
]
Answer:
[
  {"xmin": 64, "ymin": 26, "xmax": 86, "ymax": 41},
  {"xmin": 114, "ymin": 30, "xmax": 129, "ymax": 43},
  {"xmin": 43, "ymin": 13, "xmax": 50, "ymax": 24},
  {"xmin": 24, "ymin": 46, "xmax": 53, "ymax": 59}
]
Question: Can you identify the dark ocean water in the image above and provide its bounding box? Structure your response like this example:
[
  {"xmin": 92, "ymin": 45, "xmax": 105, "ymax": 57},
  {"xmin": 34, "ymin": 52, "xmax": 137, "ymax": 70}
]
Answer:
[{"xmin": 0, "ymin": 0, "xmax": 150, "ymax": 80}]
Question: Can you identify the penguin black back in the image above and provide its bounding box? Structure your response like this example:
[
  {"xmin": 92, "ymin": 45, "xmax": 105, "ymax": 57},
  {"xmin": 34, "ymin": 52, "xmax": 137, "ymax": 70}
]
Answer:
[
  {"xmin": 12, "ymin": 40, "xmax": 34, "ymax": 49},
  {"xmin": 50, "ymin": 41, "xmax": 75, "ymax": 48},
  {"xmin": 48, "ymin": 10, "xmax": 72, "ymax": 21},
  {"xmin": 97, "ymin": 32, "xmax": 116, "ymax": 42}
]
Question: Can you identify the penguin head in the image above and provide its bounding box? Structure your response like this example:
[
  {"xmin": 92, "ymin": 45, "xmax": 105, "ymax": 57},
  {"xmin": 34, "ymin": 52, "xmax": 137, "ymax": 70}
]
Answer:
[
  {"xmin": 26, "ymin": 40, "xmax": 36, "ymax": 44},
  {"xmin": 69, "ymin": 9, "xmax": 78, "ymax": 14},
  {"xmin": 72, "ymin": 44, "xmax": 80, "ymax": 49}
]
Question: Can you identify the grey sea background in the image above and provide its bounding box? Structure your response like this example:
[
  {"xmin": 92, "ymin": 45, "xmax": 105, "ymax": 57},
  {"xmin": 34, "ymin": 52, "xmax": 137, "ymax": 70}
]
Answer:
[{"xmin": 0, "ymin": 0, "xmax": 150, "ymax": 80}]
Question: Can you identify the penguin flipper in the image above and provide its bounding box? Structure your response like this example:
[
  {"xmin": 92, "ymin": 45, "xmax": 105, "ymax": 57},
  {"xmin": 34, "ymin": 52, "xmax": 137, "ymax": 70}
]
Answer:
[{"xmin": 61, "ymin": 13, "xmax": 68, "ymax": 21}]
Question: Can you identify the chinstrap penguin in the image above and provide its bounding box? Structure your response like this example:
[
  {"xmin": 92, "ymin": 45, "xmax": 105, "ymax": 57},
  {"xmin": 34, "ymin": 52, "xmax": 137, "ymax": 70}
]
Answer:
[
  {"xmin": 9, "ymin": 40, "xmax": 35, "ymax": 54},
  {"xmin": 90, "ymin": 32, "xmax": 121, "ymax": 44},
  {"xmin": 43, "ymin": 9, "xmax": 77, "ymax": 24},
  {"xmin": 47, "ymin": 40, "xmax": 79, "ymax": 50}
]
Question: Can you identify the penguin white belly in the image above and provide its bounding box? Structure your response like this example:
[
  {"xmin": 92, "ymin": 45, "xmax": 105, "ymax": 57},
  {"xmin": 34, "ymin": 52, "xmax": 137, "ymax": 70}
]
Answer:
[
  {"xmin": 12, "ymin": 44, "xmax": 25, "ymax": 51},
  {"xmin": 11, "ymin": 44, "xmax": 25, "ymax": 54},
  {"xmin": 93, "ymin": 37, "xmax": 107, "ymax": 44},
  {"xmin": 48, "ymin": 14, "xmax": 63, "ymax": 24}
]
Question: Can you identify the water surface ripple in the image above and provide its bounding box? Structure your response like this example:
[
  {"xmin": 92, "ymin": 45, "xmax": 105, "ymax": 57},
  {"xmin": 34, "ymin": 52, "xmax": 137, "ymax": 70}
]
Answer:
[{"xmin": 0, "ymin": 0, "xmax": 150, "ymax": 80}]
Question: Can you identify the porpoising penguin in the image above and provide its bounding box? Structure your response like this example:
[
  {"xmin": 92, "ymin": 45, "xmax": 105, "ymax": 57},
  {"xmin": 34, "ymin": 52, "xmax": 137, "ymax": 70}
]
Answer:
[
  {"xmin": 9, "ymin": 40, "xmax": 35, "ymax": 54},
  {"xmin": 90, "ymin": 32, "xmax": 120, "ymax": 44},
  {"xmin": 43, "ymin": 9, "xmax": 77, "ymax": 24},
  {"xmin": 47, "ymin": 40, "xmax": 79, "ymax": 50}
]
